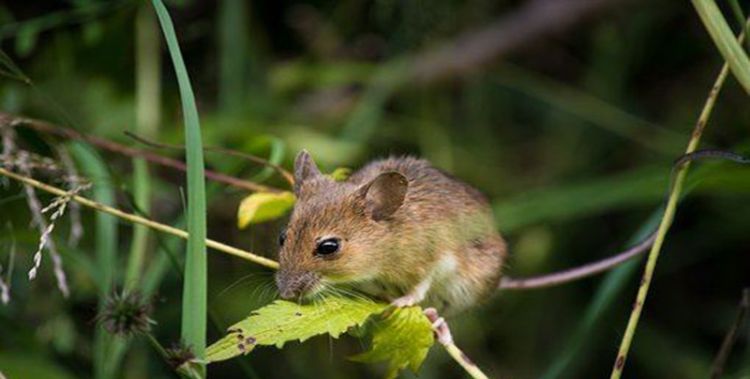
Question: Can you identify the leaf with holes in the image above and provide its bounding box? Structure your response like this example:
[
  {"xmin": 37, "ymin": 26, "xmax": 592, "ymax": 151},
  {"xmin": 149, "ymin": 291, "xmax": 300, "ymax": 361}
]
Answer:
[
  {"xmin": 206, "ymin": 296, "xmax": 387, "ymax": 363},
  {"xmin": 237, "ymin": 191, "xmax": 296, "ymax": 229},
  {"xmin": 351, "ymin": 306, "xmax": 435, "ymax": 379}
]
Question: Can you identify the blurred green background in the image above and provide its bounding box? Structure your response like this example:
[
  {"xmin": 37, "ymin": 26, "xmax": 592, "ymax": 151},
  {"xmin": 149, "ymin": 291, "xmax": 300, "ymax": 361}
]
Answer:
[{"xmin": 1, "ymin": 0, "xmax": 749, "ymax": 378}]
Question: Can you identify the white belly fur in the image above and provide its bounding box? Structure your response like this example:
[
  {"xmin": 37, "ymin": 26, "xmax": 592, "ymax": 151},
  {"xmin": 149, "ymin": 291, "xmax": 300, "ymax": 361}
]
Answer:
[{"xmin": 424, "ymin": 253, "xmax": 475, "ymax": 313}]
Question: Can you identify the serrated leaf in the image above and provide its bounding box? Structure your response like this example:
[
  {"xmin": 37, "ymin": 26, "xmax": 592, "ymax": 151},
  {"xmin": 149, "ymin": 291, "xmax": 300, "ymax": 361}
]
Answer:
[
  {"xmin": 206, "ymin": 296, "xmax": 387, "ymax": 363},
  {"xmin": 351, "ymin": 307, "xmax": 435, "ymax": 379},
  {"xmin": 237, "ymin": 191, "xmax": 296, "ymax": 229},
  {"xmin": 328, "ymin": 167, "xmax": 352, "ymax": 182}
]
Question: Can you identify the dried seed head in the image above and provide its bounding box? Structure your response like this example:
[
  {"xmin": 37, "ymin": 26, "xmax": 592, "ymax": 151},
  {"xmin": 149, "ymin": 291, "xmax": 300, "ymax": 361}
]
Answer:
[
  {"xmin": 166, "ymin": 342, "xmax": 198, "ymax": 372},
  {"xmin": 97, "ymin": 291, "xmax": 154, "ymax": 336}
]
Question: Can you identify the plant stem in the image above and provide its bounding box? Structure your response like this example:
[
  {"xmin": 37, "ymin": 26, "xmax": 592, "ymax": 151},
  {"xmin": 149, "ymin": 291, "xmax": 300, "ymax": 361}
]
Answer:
[
  {"xmin": 608, "ymin": 57, "xmax": 731, "ymax": 379},
  {"xmin": 443, "ymin": 342, "xmax": 489, "ymax": 379},
  {"xmin": 0, "ymin": 166, "xmax": 279, "ymax": 269}
]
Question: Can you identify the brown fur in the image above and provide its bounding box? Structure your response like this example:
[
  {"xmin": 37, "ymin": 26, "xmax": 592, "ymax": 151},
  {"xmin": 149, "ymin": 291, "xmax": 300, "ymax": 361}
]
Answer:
[{"xmin": 276, "ymin": 152, "xmax": 506, "ymax": 315}]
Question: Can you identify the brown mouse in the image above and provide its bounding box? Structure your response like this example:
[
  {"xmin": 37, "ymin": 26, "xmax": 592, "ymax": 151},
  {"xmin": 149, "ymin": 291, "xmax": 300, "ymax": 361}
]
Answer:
[{"xmin": 275, "ymin": 150, "xmax": 506, "ymax": 315}]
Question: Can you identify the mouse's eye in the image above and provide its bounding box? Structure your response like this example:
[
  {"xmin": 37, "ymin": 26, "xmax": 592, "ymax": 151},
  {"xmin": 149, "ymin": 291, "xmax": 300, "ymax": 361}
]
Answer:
[
  {"xmin": 278, "ymin": 229, "xmax": 287, "ymax": 247},
  {"xmin": 315, "ymin": 238, "xmax": 340, "ymax": 256}
]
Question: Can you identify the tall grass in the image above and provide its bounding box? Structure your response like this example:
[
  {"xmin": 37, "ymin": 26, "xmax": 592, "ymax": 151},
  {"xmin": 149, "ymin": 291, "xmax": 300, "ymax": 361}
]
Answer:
[{"xmin": 151, "ymin": 0, "xmax": 208, "ymax": 376}]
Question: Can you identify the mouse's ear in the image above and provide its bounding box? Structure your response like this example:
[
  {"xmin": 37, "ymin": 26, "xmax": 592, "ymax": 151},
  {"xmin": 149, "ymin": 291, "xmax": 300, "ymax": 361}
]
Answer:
[
  {"xmin": 294, "ymin": 150, "xmax": 321, "ymax": 194},
  {"xmin": 358, "ymin": 171, "xmax": 408, "ymax": 221}
]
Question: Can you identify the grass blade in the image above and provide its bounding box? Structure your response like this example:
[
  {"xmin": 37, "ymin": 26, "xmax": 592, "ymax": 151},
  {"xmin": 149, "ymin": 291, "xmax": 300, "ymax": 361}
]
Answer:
[
  {"xmin": 692, "ymin": 0, "xmax": 750, "ymax": 94},
  {"xmin": 151, "ymin": 0, "xmax": 208, "ymax": 374}
]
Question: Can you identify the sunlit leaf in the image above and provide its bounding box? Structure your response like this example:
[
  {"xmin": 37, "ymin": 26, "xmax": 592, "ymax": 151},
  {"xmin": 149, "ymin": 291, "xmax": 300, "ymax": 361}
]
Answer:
[
  {"xmin": 237, "ymin": 191, "xmax": 296, "ymax": 229},
  {"xmin": 206, "ymin": 296, "xmax": 387, "ymax": 363},
  {"xmin": 351, "ymin": 306, "xmax": 435, "ymax": 379},
  {"xmin": 329, "ymin": 167, "xmax": 352, "ymax": 182}
]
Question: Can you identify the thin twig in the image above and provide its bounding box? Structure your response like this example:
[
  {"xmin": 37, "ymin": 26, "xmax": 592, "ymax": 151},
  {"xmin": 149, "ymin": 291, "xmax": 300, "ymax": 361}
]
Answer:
[
  {"xmin": 0, "ymin": 166, "xmax": 279, "ymax": 270},
  {"xmin": 608, "ymin": 54, "xmax": 731, "ymax": 379},
  {"xmin": 124, "ymin": 131, "xmax": 295, "ymax": 186},
  {"xmin": 2, "ymin": 113, "xmax": 278, "ymax": 193},
  {"xmin": 709, "ymin": 288, "xmax": 750, "ymax": 379}
]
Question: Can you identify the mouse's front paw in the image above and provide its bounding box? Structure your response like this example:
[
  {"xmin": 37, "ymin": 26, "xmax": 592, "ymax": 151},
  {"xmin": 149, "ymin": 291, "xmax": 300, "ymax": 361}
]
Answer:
[{"xmin": 390, "ymin": 294, "xmax": 419, "ymax": 308}]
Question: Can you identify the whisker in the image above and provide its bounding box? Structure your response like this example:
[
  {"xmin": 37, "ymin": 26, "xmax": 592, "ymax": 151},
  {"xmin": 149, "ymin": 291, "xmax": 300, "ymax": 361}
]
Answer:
[{"xmin": 217, "ymin": 273, "xmax": 266, "ymax": 298}]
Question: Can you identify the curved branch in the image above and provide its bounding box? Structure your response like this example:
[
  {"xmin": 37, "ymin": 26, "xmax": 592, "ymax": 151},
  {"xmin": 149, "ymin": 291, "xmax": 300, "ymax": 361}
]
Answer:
[{"xmin": 2, "ymin": 113, "xmax": 278, "ymax": 193}]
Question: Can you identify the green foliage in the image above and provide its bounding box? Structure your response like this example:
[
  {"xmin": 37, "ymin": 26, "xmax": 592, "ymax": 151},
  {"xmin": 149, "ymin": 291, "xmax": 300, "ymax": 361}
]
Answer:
[
  {"xmin": 351, "ymin": 307, "xmax": 435, "ymax": 379},
  {"xmin": 248, "ymin": 135, "xmax": 286, "ymax": 183},
  {"xmin": 237, "ymin": 191, "xmax": 296, "ymax": 228},
  {"xmin": 0, "ymin": 353, "xmax": 76, "ymax": 379},
  {"xmin": 206, "ymin": 296, "xmax": 388, "ymax": 362},
  {"xmin": 328, "ymin": 167, "xmax": 353, "ymax": 182},
  {"xmin": 207, "ymin": 296, "xmax": 436, "ymax": 379}
]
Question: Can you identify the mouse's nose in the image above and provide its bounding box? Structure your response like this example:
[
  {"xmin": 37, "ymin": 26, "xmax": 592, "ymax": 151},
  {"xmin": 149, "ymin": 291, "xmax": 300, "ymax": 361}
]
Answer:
[
  {"xmin": 276, "ymin": 270, "xmax": 315, "ymax": 299},
  {"xmin": 277, "ymin": 277, "xmax": 298, "ymax": 300}
]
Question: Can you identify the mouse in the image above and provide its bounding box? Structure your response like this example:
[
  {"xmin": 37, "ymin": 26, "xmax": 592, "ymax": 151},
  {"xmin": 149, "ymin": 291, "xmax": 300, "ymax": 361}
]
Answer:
[{"xmin": 275, "ymin": 150, "xmax": 506, "ymax": 315}]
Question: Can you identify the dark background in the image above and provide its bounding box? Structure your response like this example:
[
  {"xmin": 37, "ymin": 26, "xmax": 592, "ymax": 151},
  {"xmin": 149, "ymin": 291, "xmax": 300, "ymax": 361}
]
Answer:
[{"xmin": 0, "ymin": 0, "xmax": 749, "ymax": 378}]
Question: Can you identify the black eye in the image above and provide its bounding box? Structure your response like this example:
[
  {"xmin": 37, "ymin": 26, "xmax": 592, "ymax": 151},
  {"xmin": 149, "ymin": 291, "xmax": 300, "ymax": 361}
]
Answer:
[
  {"xmin": 315, "ymin": 238, "xmax": 340, "ymax": 256},
  {"xmin": 278, "ymin": 229, "xmax": 287, "ymax": 247}
]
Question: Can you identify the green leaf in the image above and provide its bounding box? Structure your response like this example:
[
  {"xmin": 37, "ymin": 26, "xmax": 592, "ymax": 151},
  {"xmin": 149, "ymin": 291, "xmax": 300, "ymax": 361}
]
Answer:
[
  {"xmin": 247, "ymin": 135, "xmax": 286, "ymax": 183},
  {"xmin": 328, "ymin": 167, "xmax": 352, "ymax": 182},
  {"xmin": 237, "ymin": 191, "xmax": 296, "ymax": 229},
  {"xmin": 351, "ymin": 307, "xmax": 435, "ymax": 379},
  {"xmin": 206, "ymin": 296, "xmax": 387, "ymax": 363}
]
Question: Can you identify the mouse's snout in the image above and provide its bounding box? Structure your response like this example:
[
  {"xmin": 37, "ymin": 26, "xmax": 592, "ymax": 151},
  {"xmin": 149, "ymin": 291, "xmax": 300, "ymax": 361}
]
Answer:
[{"xmin": 275, "ymin": 269, "xmax": 319, "ymax": 300}]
